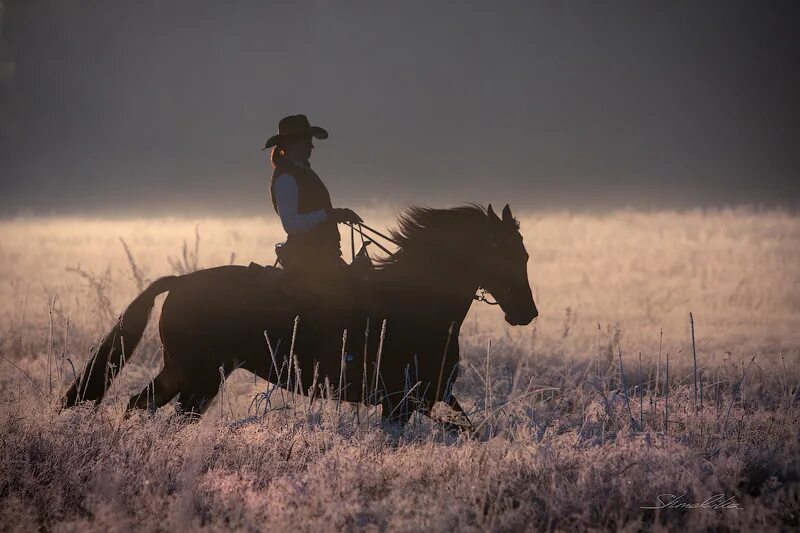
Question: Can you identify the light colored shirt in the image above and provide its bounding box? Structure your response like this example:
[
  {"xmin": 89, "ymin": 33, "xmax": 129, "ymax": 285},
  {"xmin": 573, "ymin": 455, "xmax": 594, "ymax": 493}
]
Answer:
[{"xmin": 273, "ymin": 173, "xmax": 329, "ymax": 235}]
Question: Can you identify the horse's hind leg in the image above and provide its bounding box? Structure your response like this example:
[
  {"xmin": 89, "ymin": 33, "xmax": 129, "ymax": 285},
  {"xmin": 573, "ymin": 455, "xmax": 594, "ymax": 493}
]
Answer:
[
  {"xmin": 127, "ymin": 368, "xmax": 180, "ymax": 413},
  {"xmin": 175, "ymin": 372, "xmax": 223, "ymax": 418}
]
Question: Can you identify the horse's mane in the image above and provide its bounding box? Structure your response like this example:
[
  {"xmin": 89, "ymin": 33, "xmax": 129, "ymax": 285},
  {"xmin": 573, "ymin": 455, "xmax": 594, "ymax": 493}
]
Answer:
[{"xmin": 374, "ymin": 204, "xmax": 491, "ymax": 268}]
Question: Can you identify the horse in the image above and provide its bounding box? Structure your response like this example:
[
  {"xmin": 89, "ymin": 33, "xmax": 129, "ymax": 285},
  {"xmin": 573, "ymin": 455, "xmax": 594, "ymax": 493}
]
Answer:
[{"xmin": 61, "ymin": 204, "xmax": 538, "ymax": 430}]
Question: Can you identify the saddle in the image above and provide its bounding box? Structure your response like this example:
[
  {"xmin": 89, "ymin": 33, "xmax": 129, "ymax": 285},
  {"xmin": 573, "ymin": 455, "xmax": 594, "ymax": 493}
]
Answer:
[
  {"xmin": 248, "ymin": 242, "xmax": 373, "ymax": 276},
  {"xmin": 247, "ymin": 241, "xmax": 374, "ymax": 293}
]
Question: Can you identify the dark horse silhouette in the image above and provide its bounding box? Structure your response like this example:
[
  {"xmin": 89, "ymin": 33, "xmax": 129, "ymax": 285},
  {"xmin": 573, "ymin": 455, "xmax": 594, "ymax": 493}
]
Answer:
[{"xmin": 62, "ymin": 204, "xmax": 537, "ymax": 429}]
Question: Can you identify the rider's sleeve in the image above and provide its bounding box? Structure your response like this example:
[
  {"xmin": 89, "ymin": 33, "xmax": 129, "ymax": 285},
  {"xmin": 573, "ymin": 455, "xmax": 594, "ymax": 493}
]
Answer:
[{"xmin": 273, "ymin": 174, "xmax": 329, "ymax": 234}]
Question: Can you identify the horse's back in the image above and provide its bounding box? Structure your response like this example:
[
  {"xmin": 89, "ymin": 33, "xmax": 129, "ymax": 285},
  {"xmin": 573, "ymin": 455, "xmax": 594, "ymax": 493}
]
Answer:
[
  {"xmin": 167, "ymin": 264, "xmax": 280, "ymax": 297},
  {"xmin": 160, "ymin": 264, "xmax": 290, "ymax": 344}
]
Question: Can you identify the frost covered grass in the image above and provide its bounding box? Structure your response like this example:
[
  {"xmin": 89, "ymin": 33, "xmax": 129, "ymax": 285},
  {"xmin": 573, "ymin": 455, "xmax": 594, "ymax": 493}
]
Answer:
[{"xmin": 0, "ymin": 208, "xmax": 799, "ymax": 531}]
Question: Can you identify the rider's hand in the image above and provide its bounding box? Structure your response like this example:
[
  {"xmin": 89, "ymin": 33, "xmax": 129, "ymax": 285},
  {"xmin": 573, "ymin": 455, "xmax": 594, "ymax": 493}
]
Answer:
[{"xmin": 330, "ymin": 207, "xmax": 363, "ymax": 224}]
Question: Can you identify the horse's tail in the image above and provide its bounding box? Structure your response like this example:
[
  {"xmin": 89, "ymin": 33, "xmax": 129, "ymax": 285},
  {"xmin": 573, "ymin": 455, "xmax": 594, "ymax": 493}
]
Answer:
[{"xmin": 62, "ymin": 275, "xmax": 179, "ymax": 407}]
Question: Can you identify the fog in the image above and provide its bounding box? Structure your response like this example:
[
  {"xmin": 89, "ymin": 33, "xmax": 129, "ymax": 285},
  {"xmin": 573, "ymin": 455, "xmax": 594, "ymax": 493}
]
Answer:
[{"xmin": 1, "ymin": 1, "xmax": 798, "ymax": 216}]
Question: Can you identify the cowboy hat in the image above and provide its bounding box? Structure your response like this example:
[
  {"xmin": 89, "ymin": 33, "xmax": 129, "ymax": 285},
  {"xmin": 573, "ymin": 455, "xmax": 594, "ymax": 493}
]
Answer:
[{"xmin": 263, "ymin": 114, "xmax": 329, "ymax": 149}]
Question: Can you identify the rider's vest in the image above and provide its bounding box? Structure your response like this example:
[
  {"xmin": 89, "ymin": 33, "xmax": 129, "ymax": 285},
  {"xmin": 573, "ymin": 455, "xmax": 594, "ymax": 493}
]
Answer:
[{"xmin": 269, "ymin": 156, "xmax": 340, "ymax": 256}]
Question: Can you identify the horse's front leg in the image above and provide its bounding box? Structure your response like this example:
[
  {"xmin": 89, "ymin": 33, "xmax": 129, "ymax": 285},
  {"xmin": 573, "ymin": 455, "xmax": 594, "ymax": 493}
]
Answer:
[
  {"xmin": 446, "ymin": 396, "xmax": 478, "ymax": 436},
  {"xmin": 421, "ymin": 395, "xmax": 476, "ymax": 437}
]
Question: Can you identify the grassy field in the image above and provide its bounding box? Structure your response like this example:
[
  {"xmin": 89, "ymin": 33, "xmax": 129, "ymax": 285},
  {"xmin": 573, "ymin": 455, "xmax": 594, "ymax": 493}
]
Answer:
[{"xmin": 1, "ymin": 207, "xmax": 799, "ymax": 531}]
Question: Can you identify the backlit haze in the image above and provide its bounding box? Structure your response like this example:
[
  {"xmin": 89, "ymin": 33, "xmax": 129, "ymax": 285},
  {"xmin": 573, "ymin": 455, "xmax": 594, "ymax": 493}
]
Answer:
[
  {"xmin": 1, "ymin": 1, "xmax": 798, "ymax": 217},
  {"xmin": 1, "ymin": 7, "xmax": 800, "ymax": 526}
]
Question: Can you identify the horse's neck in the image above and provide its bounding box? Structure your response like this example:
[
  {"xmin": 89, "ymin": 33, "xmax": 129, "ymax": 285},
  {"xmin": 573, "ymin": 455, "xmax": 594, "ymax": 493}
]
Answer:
[{"xmin": 374, "ymin": 256, "xmax": 477, "ymax": 326}]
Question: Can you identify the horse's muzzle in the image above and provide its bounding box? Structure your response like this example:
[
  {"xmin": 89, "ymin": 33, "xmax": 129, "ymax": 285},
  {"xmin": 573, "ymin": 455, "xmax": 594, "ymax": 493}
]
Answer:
[{"xmin": 505, "ymin": 306, "xmax": 538, "ymax": 326}]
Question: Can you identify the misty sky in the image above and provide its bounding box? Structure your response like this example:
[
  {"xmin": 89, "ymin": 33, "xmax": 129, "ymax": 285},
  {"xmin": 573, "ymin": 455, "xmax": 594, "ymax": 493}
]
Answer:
[{"xmin": 0, "ymin": 0, "xmax": 798, "ymax": 216}]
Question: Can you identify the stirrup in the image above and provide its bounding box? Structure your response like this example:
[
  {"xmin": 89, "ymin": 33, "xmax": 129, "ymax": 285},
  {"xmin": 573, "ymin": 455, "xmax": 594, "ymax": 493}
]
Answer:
[{"xmin": 274, "ymin": 242, "xmax": 287, "ymax": 268}]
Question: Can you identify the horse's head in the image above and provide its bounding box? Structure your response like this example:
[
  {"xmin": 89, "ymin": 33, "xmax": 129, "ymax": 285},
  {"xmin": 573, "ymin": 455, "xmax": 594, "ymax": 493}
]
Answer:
[
  {"xmin": 478, "ymin": 204, "xmax": 538, "ymax": 326},
  {"xmin": 380, "ymin": 204, "xmax": 539, "ymax": 325}
]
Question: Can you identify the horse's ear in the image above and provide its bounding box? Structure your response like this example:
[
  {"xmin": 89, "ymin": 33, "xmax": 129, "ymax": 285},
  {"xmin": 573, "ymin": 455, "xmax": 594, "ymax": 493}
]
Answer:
[
  {"xmin": 487, "ymin": 204, "xmax": 501, "ymax": 223},
  {"xmin": 502, "ymin": 204, "xmax": 514, "ymax": 225}
]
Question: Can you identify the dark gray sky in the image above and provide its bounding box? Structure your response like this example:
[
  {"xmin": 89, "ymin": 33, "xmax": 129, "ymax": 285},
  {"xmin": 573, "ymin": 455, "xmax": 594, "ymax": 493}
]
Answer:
[{"xmin": 1, "ymin": 0, "xmax": 798, "ymax": 216}]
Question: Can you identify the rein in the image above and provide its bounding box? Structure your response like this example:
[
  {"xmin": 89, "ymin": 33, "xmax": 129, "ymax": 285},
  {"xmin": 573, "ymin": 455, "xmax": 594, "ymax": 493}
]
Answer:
[
  {"xmin": 345, "ymin": 221, "xmax": 397, "ymax": 257},
  {"xmin": 345, "ymin": 221, "xmax": 500, "ymax": 307}
]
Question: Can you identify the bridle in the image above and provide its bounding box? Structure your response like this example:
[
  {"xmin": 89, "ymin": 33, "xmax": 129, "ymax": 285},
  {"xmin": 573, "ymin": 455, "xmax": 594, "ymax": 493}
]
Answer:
[
  {"xmin": 474, "ymin": 288, "xmax": 499, "ymax": 306},
  {"xmin": 344, "ymin": 221, "xmax": 500, "ymax": 306}
]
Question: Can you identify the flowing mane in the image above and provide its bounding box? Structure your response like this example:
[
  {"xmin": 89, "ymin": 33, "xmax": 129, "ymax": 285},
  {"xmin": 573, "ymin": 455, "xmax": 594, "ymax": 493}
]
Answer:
[{"xmin": 374, "ymin": 204, "xmax": 492, "ymax": 269}]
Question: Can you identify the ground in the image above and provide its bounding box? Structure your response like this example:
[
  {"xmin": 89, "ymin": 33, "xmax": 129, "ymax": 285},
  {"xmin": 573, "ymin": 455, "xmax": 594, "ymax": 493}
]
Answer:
[{"xmin": 0, "ymin": 207, "xmax": 798, "ymax": 531}]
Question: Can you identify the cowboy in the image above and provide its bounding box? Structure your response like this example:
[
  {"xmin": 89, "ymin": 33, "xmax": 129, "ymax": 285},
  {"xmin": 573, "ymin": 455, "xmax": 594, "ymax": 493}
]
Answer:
[
  {"xmin": 263, "ymin": 113, "xmax": 372, "ymax": 376},
  {"xmin": 264, "ymin": 114, "xmax": 363, "ymax": 273}
]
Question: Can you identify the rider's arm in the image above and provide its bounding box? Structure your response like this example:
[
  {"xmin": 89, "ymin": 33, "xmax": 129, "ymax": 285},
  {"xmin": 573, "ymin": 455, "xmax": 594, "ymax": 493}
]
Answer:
[{"xmin": 273, "ymin": 174, "xmax": 329, "ymax": 234}]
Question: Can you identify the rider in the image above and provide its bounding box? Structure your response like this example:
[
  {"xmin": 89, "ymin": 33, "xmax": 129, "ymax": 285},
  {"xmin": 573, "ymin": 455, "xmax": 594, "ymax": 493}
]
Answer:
[{"xmin": 263, "ymin": 114, "xmax": 363, "ymax": 305}]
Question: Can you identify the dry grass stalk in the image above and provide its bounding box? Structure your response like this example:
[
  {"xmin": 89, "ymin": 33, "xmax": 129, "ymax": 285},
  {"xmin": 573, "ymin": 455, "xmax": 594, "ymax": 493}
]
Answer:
[
  {"xmin": 435, "ymin": 321, "xmax": 456, "ymax": 406},
  {"xmin": 0, "ymin": 353, "xmax": 44, "ymax": 396},
  {"xmin": 638, "ymin": 351, "xmax": 643, "ymax": 429},
  {"xmin": 664, "ymin": 352, "xmax": 670, "ymax": 435},
  {"xmin": 618, "ymin": 347, "xmax": 636, "ymax": 430},
  {"xmin": 655, "ymin": 328, "xmax": 662, "ymax": 394},
  {"xmin": 338, "ymin": 329, "xmax": 347, "ymax": 414},
  {"xmin": 372, "ymin": 319, "xmax": 387, "ymax": 406},
  {"xmin": 690, "ymin": 312, "xmax": 699, "ymax": 412}
]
